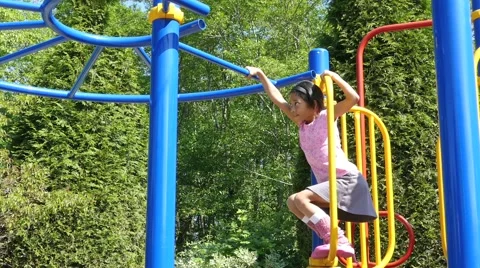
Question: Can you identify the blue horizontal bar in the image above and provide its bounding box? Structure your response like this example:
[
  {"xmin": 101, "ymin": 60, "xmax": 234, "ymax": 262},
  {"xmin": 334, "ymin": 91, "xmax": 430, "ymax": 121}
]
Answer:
[
  {"xmin": 0, "ymin": 20, "xmax": 46, "ymax": 30},
  {"xmin": 0, "ymin": 36, "xmax": 67, "ymax": 65},
  {"xmin": 0, "ymin": 71, "xmax": 315, "ymax": 103},
  {"xmin": 168, "ymin": 0, "xmax": 210, "ymax": 16},
  {"xmin": 41, "ymin": 0, "xmax": 205, "ymax": 48},
  {"xmin": 179, "ymin": 42, "xmax": 251, "ymax": 77},
  {"xmin": 134, "ymin": 47, "xmax": 151, "ymax": 68},
  {"xmin": 179, "ymin": 19, "xmax": 206, "ymax": 38},
  {"xmin": 0, "ymin": 80, "xmax": 150, "ymax": 103},
  {"xmin": 0, "ymin": 0, "xmax": 41, "ymax": 12},
  {"xmin": 68, "ymin": 46, "xmax": 104, "ymax": 98},
  {"xmin": 179, "ymin": 70, "xmax": 316, "ymax": 102}
]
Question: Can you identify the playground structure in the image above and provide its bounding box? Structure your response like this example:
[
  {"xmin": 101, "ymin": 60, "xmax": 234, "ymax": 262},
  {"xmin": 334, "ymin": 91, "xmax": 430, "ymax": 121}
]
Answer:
[
  {"xmin": 0, "ymin": 0, "xmax": 478, "ymax": 267},
  {"xmin": 308, "ymin": 75, "xmax": 408, "ymax": 268}
]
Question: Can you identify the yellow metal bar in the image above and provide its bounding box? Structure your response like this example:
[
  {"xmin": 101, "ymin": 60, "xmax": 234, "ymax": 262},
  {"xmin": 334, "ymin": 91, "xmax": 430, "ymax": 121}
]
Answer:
[
  {"xmin": 436, "ymin": 139, "xmax": 448, "ymax": 258},
  {"xmin": 308, "ymin": 257, "xmax": 339, "ymax": 268},
  {"xmin": 341, "ymin": 114, "xmax": 348, "ymax": 153},
  {"xmin": 354, "ymin": 111, "xmax": 363, "ymax": 171},
  {"xmin": 354, "ymin": 112, "xmax": 368, "ymax": 268},
  {"xmin": 313, "ymin": 81, "xmax": 396, "ymax": 267},
  {"xmin": 472, "ymin": 9, "xmax": 480, "ymax": 22},
  {"xmin": 323, "ymin": 75, "xmax": 338, "ymax": 262},
  {"xmin": 351, "ymin": 106, "xmax": 396, "ymax": 268},
  {"xmin": 368, "ymin": 114, "xmax": 382, "ymax": 264},
  {"xmin": 340, "ymin": 115, "xmax": 353, "ymax": 268}
]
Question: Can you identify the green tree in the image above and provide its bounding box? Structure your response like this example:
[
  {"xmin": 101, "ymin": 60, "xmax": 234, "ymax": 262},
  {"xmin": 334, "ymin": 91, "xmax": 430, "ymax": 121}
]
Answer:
[
  {"xmin": 0, "ymin": 1, "xmax": 151, "ymax": 266},
  {"xmin": 175, "ymin": 0, "xmax": 327, "ymax": 267}
]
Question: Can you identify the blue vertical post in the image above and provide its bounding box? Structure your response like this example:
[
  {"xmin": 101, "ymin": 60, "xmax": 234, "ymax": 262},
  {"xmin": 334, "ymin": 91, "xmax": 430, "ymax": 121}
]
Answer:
[
  {"xmin": 432, "ymin": 0, "xmax": 480, "ymax": 266},
  {"xmin": 308, "ymin": 48, "xmax": 329, "ymax": 250},
  {"xmin": 146, "ymin": 1, "xmax": 180, "ymax": 267}
]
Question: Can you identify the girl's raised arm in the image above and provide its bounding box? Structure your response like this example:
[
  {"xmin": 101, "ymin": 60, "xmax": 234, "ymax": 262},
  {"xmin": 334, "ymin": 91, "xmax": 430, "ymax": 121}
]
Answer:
[
  {"xmin": 323, "ymin": 70, "xmax": 360, "ymax": 118},
  {"xmin": 246, "ymin": 67, "xmax": 300, "ymax": 125}
]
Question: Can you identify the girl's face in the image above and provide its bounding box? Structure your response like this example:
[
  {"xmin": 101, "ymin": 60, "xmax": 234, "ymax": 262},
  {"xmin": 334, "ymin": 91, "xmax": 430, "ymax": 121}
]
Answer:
[{"xmin": 289, "ymin": 93, "xmax": 317, "ymax": 123}]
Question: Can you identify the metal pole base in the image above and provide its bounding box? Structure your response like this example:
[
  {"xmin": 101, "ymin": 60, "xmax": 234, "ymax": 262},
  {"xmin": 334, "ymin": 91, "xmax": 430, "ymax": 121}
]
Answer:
[{"xmin": 307, "ymin": 257, "xmax": 340, "ymax": 268}]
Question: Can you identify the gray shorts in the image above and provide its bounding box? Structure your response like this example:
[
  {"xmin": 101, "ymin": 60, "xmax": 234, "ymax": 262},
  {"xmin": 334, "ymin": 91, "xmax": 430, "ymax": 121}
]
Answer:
[{"xmin": 307, "ymin": 172, "xmax": 377, "ymax": 223}]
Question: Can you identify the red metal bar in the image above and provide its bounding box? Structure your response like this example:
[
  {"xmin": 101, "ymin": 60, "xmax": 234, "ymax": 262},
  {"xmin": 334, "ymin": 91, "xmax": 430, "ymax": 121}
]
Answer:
[
  {"xmin": 356, "ymin": 20, "xmax": 433, "ymax": 175},
  {"xmin": 355, "ymin": 20, "xmax": 431, "ymax": 266},
  {"xmin": 339, "ymin": 212, "xmax": 416, "ymax": 267}
]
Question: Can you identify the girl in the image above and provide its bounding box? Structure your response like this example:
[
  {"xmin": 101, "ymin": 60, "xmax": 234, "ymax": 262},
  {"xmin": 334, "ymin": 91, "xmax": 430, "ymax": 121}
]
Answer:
[{"xmin": 246, "ymin": 67, "xmax": 377, "ymax": 259}]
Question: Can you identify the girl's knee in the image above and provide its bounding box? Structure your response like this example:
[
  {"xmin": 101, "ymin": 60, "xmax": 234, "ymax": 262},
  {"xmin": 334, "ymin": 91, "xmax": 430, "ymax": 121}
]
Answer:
[
  {"xmin": 286, "ymin": 194, "xmax": 296, "ymax": 208},
  {"xmin": 293, "ymin": 191, "xmax": 309, "ymax": 206}
]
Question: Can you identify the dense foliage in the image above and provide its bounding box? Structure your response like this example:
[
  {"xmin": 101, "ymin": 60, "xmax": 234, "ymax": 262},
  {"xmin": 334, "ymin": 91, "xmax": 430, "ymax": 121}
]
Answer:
[{"xmin": 0, "ymin": 0, "xmax": 446, "ymax": 267}]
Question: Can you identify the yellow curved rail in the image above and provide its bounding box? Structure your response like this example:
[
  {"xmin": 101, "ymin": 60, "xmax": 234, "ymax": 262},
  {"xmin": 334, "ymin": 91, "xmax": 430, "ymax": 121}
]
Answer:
[
  {"xmin": 436, "ymin": 139, "xmax": 448, "ymax": 258},
  {"xmin": 349, "ymin": 106, "xmax": 396, "ymax": 268},
  {"xmin": 312, "ymin": 75, "xmax": 396, "ymax": 268}
]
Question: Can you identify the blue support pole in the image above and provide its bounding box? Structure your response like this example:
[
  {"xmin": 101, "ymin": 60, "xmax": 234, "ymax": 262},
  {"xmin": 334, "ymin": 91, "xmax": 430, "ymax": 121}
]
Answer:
[
  {"xmin": 308, "ymin": 48, "xmax": 329, "ymax": 250},
  {"xmin": 145, "ymin": 2, "xmax": 180, "ymax": 268},
  {"xmin": 179, "ymin": 71, "xmax": 315, "ymax": 102},
  {"xmin": 0, "ymin": 36, "xmax": 67, "ymax": 65},
  {"xmin": 134, "ymin": 47, "xmax": 152, "ymax": 68},
  {"xmin": 166, "ymin": 0, "xmax": 210, "ymax": 15},
  {"xmin": 0, "ymin": 21, "xmax": 46, "ymax": 30},
  {"xmin": 68, "ymin": 46, "xmax": 104, "ymax": 98},
  {"xmin": 162, "ymin": 0, "xmax": 170, "ymax": 12},
  {"xmin": 179, "ymin": 20, "xmax": 206, "ymax": 38},
  {"xmin": 432, "ymin": 0, "xmax": 480, "ymax": 266},
  {"xmin": 0, "ymin": 0, "xmax": 40, "ymax": 12}
]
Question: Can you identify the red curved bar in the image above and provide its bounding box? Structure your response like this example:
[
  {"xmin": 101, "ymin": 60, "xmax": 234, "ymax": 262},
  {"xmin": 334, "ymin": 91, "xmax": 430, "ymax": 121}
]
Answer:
[
  {"xmin": 339, "ymin": 212, "xmax": 415, "ymax": 267},
  {"xmin": 356, "ymin": 20, "xmax": 433, "ymax": 107},
  {"xmin": 356, "ymin": 20, "xmax": 433, "ymax": 174}
]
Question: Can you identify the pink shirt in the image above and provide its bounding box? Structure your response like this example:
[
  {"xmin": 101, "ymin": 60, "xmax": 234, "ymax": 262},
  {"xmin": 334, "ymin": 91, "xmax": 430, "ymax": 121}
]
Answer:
[{"xmin": 299, "ymin": 109, "xmax": 358, "ymax": 183}]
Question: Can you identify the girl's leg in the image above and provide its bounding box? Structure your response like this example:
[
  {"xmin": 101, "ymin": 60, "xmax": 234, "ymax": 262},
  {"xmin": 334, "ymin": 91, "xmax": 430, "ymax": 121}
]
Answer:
[
  {"xmin": 287, "ymin": 193, "xmax": 321, "ymax": 236},
  {"xmin": 294, "ymin": 190, "xmax": 355, "ymax": 260},
  {"xmin": 286, "ymin": 193, "xmax": 305, "ymax": 219},
  {"xmin": 293, "ymin": 189, "xmax": 329, "ymax": 219}
]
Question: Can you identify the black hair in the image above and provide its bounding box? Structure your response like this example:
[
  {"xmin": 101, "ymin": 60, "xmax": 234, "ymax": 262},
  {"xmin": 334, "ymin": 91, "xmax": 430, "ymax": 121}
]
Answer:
[{"xmin": 289, "ymin": 80, "xmax": 325, "ymax": 111}]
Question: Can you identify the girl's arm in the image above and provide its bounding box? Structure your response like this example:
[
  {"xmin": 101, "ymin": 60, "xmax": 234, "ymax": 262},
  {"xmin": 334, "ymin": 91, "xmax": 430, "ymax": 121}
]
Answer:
[
  {"xmin": 246, "ymin": 66, "xmax": 300, "ymax": 125},
  {"xmin": 323, "ymin": 70, "xmax": 360, "ymax": 118}
]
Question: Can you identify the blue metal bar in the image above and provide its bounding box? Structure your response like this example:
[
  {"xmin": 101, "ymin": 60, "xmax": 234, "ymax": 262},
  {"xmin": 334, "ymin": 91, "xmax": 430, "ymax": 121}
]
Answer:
[
  {"xmin": 0, "ymin": 80, "xmax": 150, "ymax": 103},
  {"xmin": 41, "ymin": 0, "xmax": 204, "ymax": 48},
  {"xmin": 68, "ymin": 46, "xmax": 104, "ymax": 98},
  {"xmin": 308, "ymin": 48, "xmax": 329, "ymax": 250},
  {"xmin": 166, "ymin": 0, "xmax": 210, "ymax": 16},
  {"xmin": 179, "ymin": 42, "xmax": 255, "ymax": 77},
  {"xmin": 41, "ymin": 0, "xmax": 151, "ymax": 48},
  {"xmin": 0, "ymin": 20, "xmax": 46, "ymax": 30},
  {"xmin": 145, "ymin": 4, "xmax": 180, "ymax": 268},
  {"xmin": 0, "ymin": 71, "xmax": 313, "ymax": 103},
  {"xmin": 433, "ymin": 0, "xmax": 480, "ymax": 266},
  {"xmin": 0, "ymin": 0, "xmax": 41, "ymax": 12},
  {"xmin": 162, "ymin": 0, "xmax": 170, "ymax": 12},
  {"xmin": 0, "ymin": 36, "xmax": 67, "ymax": 65},
  {"xmin": 134, "ymin": 47, "xmax": 152, "ymax": 68},
  {"xmin": 179, "ymin": 70, "xmax": 316, "ymax": 102},
  {"xmin": 179, "ymin": 19, "xmax": 206, "ymax": 38}
]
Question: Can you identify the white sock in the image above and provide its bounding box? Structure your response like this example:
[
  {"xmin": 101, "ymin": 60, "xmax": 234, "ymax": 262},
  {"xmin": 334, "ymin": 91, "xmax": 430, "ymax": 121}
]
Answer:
[
  {"xmin": 309, "ymin": 210, "xmax": 329, "ymax": 224},
  {"xmin": 301, "ymin": 216, "xmax": 309, "ymax": 223}
]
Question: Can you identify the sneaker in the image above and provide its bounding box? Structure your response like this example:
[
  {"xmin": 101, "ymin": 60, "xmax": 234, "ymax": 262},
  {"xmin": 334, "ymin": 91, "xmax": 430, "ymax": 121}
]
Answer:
[
  {"xmin": 311, "ymin": 244, "xmax": 329, "ymax": 259},
  {"xmin": 311, "ymin": 243, "xmax": 356, "ymax": 261}
]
